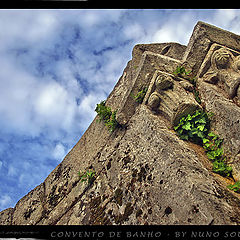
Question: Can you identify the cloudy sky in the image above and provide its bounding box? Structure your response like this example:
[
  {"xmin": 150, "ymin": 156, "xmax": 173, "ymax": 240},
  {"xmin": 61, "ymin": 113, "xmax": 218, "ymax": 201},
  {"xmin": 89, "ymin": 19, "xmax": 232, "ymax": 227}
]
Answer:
[{"xmin": 0, "ymin": 9, "xmax": 240, "ymax": 212}]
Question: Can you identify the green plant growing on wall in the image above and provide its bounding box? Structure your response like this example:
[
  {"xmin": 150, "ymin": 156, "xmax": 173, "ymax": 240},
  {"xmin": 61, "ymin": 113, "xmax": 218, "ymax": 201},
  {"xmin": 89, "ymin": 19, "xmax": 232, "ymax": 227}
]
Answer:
[
  {"xmin": 203, "ymin": 132, "xmax": 224, "ymax": 161},
  {"xmin": 78, "ymin": 169, "xmax": 96, "ymax": 185},
  {"xmin": 174, "ymin": 110, "xmax": 211, "ymax": 145},
  {"xmin": 212, "ymin": 160, "xmax": 232, "ymax": 177},
  {"xmin": 105, "ymin": 110, "xmax": 119, "ymax": 132},
  {"xmin": 227, "ymin": 181, "xmax": 240, "ymax": 193},
  {"xmin": 174, "ymin": 110, "xmax": 232, "ymax": 178},
  {"xmin": 95, "ymin": 100, "xmax": 120, "ymax": 132},
  {"xmin": 173, "ymin": 66, "xmax": 191, "ymax": 77},
  {"xmin": 95, "ymin": 100, "xmax": 111, "ymax": 123},
  {"xmin": 173, "ymin": 66, "xmax": 233, "ymax": 180},
  {"xmin": 203, "ymin": 132, "xmax": 232, "ymax": 177},
  {"xmin": 132, "ymin": 87, "xmax": 148, "ymax": 104},
  {"xmin": 193, "ymin": 89, "xmax": 201, "ymax": 104},
  {"xmin": 173, "ymin": 66, "xmax": 201, "ymax": 104}
]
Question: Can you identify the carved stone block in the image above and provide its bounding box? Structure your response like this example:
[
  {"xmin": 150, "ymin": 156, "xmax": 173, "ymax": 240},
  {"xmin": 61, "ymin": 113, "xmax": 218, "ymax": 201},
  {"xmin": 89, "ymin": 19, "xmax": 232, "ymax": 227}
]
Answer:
[
  {"xmin": 198, "ymin": 43, "xmax": 240, "ymax": 100},
  {"xmin": 155, "ymin": 74, "xmax": 173, "ymax": 90},
  {"xmin": 147, "ymin": 92, "xmax": 161, "ymax": 110},
  {"xmin": 146, "ymin": 71, "xmax": 201, "ymax": 126},
  {"xmin": 197, "ymin": 44, "xmax": 240, "ymax": 158}
]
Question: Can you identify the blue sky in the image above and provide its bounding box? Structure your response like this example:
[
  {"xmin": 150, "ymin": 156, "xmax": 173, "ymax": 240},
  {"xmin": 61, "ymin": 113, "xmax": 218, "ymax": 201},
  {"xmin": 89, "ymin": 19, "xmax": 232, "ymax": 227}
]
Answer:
[{"xmin": 0, "ymin": 9, "xmax": 240, "ymax": 212}]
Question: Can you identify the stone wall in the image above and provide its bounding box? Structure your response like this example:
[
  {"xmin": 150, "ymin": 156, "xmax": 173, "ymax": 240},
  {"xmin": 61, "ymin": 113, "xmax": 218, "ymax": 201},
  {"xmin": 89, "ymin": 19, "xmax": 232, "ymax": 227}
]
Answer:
[{"xmin": 1, "ymin": 21, "xmax": 240, "ymax": 225}]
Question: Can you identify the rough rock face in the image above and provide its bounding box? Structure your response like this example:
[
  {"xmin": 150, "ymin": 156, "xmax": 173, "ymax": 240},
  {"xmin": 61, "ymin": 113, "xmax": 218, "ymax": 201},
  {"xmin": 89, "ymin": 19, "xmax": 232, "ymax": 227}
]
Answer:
[{"xmin": 2, "ymin": 21, "xmax": 240, "ymax": 225}]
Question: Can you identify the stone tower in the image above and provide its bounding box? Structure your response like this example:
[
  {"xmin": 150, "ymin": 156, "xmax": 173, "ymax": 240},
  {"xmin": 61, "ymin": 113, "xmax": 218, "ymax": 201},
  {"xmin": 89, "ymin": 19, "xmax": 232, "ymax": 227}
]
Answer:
[{"xmin": 1, "ymin": 21, "xmax": 240, "ymax": 225}]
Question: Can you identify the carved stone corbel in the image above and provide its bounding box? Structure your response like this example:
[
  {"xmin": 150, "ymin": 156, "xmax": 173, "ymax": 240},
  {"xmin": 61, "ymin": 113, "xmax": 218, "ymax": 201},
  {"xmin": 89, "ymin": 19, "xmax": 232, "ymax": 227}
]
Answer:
[
  {"xmin": 148, "ymin": 92, "xmax": 161, "ymax": 110},
  {"xmin": 155, "ymin": 74, "xmax": 173, "ymax": 91},
  {"xmin": 146, "ymin": 70, "xmax": 201, "ymax": 126},
  {"xmin": 199, "ymin": 44, "xmax": 240, "ymax": 99}
]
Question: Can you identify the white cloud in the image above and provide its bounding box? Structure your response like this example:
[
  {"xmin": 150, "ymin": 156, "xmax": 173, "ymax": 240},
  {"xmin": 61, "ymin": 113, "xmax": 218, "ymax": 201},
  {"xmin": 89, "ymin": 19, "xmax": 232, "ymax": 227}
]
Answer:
[
  {"xmin": 3, "ymin": 9, "xmax": 240, "ymax": 213},
  {"xmin": 7, "ymin": 165, "xmax": 18, "ymax": 177},
  {"xmin": 212, "ymin": 9, "xmax": 238, "ymax": 29},
  {"xmin": 28, "ymin": 11, "xmax": 58, "ymax": 42},
  {"xmin": 74, "ymin": 9, "xmax": 124, "ymax": 29},
  {"xmin": 34, "ymin": 80, "xmax": 79, "ymax": 133},
  {"xmin": 152, "ymin": 27, "xmax": 176, "ymax": 43},
  {"xmin": 35, "ymin": 82, "xmax": 67, "ymax": 117},
  {"xmin": 212, "ymin": 9, "xmax": 240, "ymax": 37},
  {"xmin": 0, "ymin": 53, "xmax": 79, "ymax": 137},
  {"xmin": 79, "ymin": 11, "xmax": 101, "ymax": 28},
  {"xmin": 55, "ymin": 59, "xmax": 83, "ymax": 96},
  {"xmin": 123, "ymin": 23, "xmax": 144, "ymax": 40},
  {"xmin": 0, "ymin": 11, "xmax": 59, "ymax": 51},
  {"xmin": 78, "ymin": 93, "xmax": 99, "ymax": 118},
  {"xmin": 151, "ymin": 12, "xmax": 195, "ymax": 45},
  {"xmin": 0, "ymin": 56, "xmax": 39, "ymax": 135},
  {"xmin": 52, "ymin": 143, "xmax": 66, "ymax": 161},
  {"xmin": 0, "ymin": 194, "xmax": 12, "ymax": 209}
]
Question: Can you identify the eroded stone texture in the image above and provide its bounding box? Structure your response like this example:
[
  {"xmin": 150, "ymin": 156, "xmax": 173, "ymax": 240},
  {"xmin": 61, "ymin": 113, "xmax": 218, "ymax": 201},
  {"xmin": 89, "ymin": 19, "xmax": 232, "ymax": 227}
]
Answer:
[
  {"xmin": 197, "ymin": 43, "xmax": 240, "ymax": 180},
  {"xmin": 55, "ymin": 105, "xmax": 240, "ymax": 225},
  {"xmin": 198, "ymin": 44, "xmax": 240, "ymax": 99},
  {"xmin": 115, "ymin": 51, "xmax": 182, "ymax": 127},
  {"xmin": 183, "ymin": 21, "xmax": 240, "ymax": 76},
  {"xmin": 145, "ymin": 70, "xmax": 201, "ymax": 126},
  {"xmin": 0, "ymin": 208, "xmax": 13, "ymax": 225},
  {"xmin": 2, "ymin": 21, "xmax": 240, "ymax": 225},
  {"xmin": 12, "ymin": 183, "xmax": 44, "ymax": 225}
]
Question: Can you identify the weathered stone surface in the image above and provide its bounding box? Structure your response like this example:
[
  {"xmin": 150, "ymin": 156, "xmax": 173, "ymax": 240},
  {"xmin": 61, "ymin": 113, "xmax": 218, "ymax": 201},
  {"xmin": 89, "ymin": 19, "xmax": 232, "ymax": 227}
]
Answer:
[
  {"xmin": 198, "ymin": 81, "xmax": 240, "ymax": 156},
  {"xmin": 198, "ymin": 44, "xmax": 240, "ymax": 99},
  {"xmin": 52, "ymin": 105, "xmax": 240, "ymax": 225},
  {"xmin": 145, "ymin": 70, "xmax": 201, "ymax": 126},
  {"xmin": 116, "ymin": 52, "xmax": 182, "ymax": 126},
  {"xmin": 12, "ymin": 183, "xmax": 44, "ymax": 225},
  {"xmin": 197, "ymin": 42, "xmax": 240, "ymax": 181},
  {"xmin": 2, "ymin": 21, "xmax": 240, "ymax": 225},
  {"xmin": 183, "ymin": 21, "xmax": 240, "ymax": 76},
  {"xmin": 0, "ymin": 208, "xmax": 13, "ymax": 225},
  {"xmin": 179, "ymin": 80, "xmax": 194, "ymax": 92},
  {"xmin": 132, "ymin": 42, "xmax": 186, "ymax": 66}
]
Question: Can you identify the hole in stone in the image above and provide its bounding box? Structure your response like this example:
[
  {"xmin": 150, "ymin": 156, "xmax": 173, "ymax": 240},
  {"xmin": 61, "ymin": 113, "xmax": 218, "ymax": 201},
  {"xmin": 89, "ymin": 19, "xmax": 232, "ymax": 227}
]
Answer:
[
  {"xmin": 136, "ymin": 208, "xmax": 143, "ymax": 218},
  {"xmin": 192, "ymin": 205, "xmax": 199, "ymax": 214},
  {"xmin": 161, "ymin": 45, "xmax": 171, "ymax": 55},
  {"xmin": 148, "ymin": 208, "xmax": 152, "ymax": 214},
  {"xmin": 145, "ymin": 163, "xmax": 150, "ymax": 170},
  {"xmin": 164, "ymin": 206, "xmax": 172, "ymax": 215},
  {"xmin": 147, "ymin": 174, "xmax": 152, "ymax": 181},
  {"xmin": 106, "ymin": 161, "xmax": 111, "ymax": 170},
  {"xmin": 160, "ymin": 180, "xmax": 164, "ymax": 184}
]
